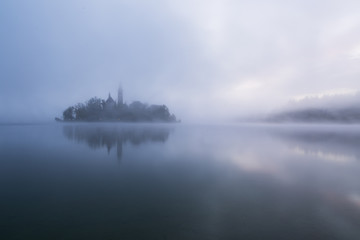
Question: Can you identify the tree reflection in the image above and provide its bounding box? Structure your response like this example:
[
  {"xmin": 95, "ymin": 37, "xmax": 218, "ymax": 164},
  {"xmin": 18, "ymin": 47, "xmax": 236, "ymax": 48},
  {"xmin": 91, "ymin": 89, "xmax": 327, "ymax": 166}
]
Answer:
[
  {"xmin": 63, "ymin": 125, "xmax": 172, "ymax": 160},
  {"xmin": 271, "ymin": 127, "xmax": 360, "ymax": 161}
]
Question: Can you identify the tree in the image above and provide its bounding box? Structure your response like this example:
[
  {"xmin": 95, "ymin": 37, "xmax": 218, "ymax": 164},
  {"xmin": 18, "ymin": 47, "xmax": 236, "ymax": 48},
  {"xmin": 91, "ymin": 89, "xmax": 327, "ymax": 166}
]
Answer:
[
  {"xmin": 63, "ymin": 106, "xmax": 75, "ymax": 120},
  {"xmin": 149, "ymin": 104, "xmax": 171, "ymax": 121},
  {"xmin": 86, "ymin": 97, "xmax": 104, "ymax": 121},
  {"xmin": 74, "ymin": 103, "xmax": 87, "ymax": 120}
]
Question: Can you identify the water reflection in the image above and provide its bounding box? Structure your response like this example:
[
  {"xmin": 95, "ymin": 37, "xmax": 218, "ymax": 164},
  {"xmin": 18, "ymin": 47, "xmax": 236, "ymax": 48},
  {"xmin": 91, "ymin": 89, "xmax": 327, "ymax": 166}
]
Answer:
[
  {"xmin": 2, "ymin": 124, "xmax": 360, "ymax": 239},
  {"xmin": 272, "ymin": 126, "xmax": 360, "ymax": 163},
  {"xmin": 63, "ymin": 124, "xmax": 172, "ymax": 160},
  {"xmin": 265, "ymin": 127, "xmax": 360, "ymax": 230}
]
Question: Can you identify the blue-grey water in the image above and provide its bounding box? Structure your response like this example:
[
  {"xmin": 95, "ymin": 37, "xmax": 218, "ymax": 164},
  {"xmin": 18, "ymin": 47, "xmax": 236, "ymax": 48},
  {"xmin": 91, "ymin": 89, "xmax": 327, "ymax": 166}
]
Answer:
[{"xmin": 1, "ymin": 123, "xmax": 360, "ymax": 239}]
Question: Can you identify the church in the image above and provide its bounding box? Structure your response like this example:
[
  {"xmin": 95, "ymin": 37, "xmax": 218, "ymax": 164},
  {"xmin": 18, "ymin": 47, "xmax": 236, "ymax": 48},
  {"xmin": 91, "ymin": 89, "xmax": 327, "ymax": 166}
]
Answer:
[{"xmin": 104, "ymin": 86, "xmax": 123, "ymax": 111}]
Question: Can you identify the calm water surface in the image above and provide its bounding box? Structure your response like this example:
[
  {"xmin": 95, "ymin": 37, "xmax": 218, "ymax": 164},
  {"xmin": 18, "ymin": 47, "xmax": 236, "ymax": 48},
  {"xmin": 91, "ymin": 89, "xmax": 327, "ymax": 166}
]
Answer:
[{"xmin": 1, "ymin": 123, "xmax": 360, "ymax": 239}]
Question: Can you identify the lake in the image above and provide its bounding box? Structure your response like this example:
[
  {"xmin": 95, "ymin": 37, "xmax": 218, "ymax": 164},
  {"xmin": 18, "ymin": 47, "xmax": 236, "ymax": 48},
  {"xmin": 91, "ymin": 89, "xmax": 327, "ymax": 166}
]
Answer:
[{"xmin": 1, "ymin": 123, "xmax": 360, "ymax": 239}]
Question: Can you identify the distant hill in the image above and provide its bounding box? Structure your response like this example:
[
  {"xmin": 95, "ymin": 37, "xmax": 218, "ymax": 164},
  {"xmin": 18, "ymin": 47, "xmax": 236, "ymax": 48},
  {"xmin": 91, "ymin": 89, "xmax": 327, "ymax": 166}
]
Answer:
[
  {"xmin": 267, "ymin": 107, "xmax": 360, "ymax": 123},
  {"xmin": 265, "ymin": 92, "xmax": 360, "ymax": 123}
]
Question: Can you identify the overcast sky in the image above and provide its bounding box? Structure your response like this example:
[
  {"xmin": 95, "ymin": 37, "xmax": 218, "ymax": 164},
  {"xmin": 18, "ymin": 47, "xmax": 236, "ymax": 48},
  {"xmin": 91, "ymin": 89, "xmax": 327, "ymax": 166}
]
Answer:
[{"xmin": 1, "ymin": 0, "xmax": 360, "ymax": 122}]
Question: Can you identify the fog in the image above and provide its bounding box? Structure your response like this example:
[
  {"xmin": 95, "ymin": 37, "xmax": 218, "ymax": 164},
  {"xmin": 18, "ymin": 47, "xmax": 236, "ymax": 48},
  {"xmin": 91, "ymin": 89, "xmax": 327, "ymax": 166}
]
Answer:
[{"xmin": 1, "ymin": 0, "xmax": 360, "ymax": 122}]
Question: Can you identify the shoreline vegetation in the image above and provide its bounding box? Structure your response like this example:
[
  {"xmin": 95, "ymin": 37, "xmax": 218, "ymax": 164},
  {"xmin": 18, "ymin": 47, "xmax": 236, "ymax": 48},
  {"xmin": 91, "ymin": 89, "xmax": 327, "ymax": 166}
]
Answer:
[
  {"xmin": 56, "ymin": 94, "xmax": 179, "ymax": 123},
  {"xmin": 265, "ymin": 107, "xmax": 360, "ymax": 123}
]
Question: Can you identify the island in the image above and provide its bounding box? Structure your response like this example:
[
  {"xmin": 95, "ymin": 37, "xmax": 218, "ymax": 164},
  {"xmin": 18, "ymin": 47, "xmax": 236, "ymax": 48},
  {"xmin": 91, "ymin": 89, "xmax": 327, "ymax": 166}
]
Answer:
[{"xmin": 57, "ymin": 86, "xmax": 178, "ymax": 122}]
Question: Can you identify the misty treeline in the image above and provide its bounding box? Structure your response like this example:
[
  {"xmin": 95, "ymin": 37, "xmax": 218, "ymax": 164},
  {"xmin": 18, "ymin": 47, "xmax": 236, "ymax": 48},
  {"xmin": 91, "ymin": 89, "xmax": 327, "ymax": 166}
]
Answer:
[
  {"xmin": 267, "ymin": 107, "xmax": 360, "ymax": 123},
  {"xmin": 61, "ymin": 97, "xmax": 178, "ymax": 122}
]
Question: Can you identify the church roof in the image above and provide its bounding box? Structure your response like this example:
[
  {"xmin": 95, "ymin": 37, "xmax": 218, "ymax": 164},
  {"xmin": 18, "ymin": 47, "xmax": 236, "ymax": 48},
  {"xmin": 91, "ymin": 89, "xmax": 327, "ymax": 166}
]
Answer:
[{"xmin": 106, "ymin": 93, "xmax": 115, "ymax": 104}]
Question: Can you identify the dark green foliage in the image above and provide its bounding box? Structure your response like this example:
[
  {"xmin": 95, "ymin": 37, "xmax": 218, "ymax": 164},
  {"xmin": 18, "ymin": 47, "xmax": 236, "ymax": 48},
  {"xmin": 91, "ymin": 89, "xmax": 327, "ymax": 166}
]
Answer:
[{"xmin": 61, "ymin": 97, "xmax": 178, "ymax": 122}]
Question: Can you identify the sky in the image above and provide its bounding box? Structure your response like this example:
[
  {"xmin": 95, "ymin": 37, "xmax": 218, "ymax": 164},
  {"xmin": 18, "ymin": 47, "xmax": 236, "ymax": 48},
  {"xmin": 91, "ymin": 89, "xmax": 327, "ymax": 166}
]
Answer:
[{"xmin": 1, "ymin": 0, "xmax": 360, "ymax": 122}]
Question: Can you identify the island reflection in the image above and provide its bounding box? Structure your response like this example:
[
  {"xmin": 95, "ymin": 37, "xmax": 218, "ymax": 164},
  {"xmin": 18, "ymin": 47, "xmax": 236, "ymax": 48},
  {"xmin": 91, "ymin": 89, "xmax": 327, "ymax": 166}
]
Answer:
[{"xmin": 63, "ymin": 124, "xmax": 172, "ymax": 160}]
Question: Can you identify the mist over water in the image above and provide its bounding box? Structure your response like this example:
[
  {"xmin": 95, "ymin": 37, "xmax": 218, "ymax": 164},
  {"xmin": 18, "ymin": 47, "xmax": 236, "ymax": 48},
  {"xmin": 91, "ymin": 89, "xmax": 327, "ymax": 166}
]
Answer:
[
  {"xmin": 1, "ymin": 123, "xmax": 360, "ymax": 239},
  {"xmin": 2, "ymin": 0, "xmax": 360, "ymax": 238},
  {"xmin": 2, "ymin": 1, "xmax": 360, "ymax": 122}
]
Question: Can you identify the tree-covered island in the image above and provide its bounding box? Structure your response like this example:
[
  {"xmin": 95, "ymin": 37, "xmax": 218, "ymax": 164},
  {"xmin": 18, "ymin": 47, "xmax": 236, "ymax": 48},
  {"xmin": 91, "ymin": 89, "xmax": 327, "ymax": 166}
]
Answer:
[{"xmin": 58, "ymin": 87, "xmax": 178, "ymax": 122}]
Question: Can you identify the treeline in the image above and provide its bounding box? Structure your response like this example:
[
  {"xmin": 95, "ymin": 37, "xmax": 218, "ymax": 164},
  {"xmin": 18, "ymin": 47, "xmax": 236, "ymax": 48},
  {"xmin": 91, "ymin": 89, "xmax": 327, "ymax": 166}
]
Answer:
[
  {"xmin": 266, "ymin": 107, "xmax": 360, "ymax": 123},
  {"xmin": 62, "ymin": 97, "xmax": 178, "ymax": 122}
]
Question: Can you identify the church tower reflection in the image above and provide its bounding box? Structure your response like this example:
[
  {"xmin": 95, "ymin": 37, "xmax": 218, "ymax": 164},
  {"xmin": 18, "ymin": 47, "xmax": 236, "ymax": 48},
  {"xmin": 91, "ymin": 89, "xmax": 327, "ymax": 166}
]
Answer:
[{"xmin": 63, "ymin": 125, "xmax": 172, "ymax": 161}]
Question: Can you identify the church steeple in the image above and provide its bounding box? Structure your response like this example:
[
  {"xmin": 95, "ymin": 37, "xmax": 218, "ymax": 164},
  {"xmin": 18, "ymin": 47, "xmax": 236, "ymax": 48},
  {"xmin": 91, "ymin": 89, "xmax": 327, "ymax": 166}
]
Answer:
[{"xmin": 106, "ymin": 92, "xmax": 115, "ymax": 104}]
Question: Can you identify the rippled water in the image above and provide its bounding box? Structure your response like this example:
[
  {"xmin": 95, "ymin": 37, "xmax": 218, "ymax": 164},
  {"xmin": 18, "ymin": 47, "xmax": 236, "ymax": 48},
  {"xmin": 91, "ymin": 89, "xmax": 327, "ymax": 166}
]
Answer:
[{"xmin": 1, "ymin": 123, "xmax": 360, "ymax": 239}]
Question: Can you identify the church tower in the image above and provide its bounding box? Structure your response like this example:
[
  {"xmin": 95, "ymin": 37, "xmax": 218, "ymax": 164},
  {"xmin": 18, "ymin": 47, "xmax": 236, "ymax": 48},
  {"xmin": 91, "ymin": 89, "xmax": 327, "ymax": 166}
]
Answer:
[{"xmin": 117, "ymin": 85, "xmax": 123, "ymax": 106}]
